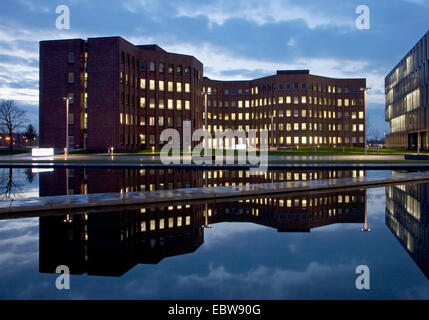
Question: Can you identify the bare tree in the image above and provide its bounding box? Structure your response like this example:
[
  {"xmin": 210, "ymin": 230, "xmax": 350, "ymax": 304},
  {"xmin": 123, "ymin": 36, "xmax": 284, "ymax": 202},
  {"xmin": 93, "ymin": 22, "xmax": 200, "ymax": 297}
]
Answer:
[
  {"xmin": 0, "ymin": 168, "xmax": 22, "ymax": 199},
  {"xmin": 0, "ymin": 100, "xmax": 28, "ymax": 151}
]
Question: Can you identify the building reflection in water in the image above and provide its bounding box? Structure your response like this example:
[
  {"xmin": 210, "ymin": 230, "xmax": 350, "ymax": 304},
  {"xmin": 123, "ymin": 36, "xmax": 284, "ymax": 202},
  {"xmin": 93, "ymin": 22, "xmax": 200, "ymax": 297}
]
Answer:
[
  {"xmin": 39, "ymin": 168, "xmax": 366, "ymax": 197},
  {"xmin": 39, "ymin": 168, "xmax": 366, "ymax": 277},
  {"xmin": 386, "ymin": 181, "xmax": 429, "ymax": 278}
]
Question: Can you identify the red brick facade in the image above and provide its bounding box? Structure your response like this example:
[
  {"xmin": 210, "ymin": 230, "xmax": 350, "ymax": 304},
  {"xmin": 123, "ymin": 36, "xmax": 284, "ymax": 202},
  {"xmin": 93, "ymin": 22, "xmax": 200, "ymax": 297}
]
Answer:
[{"xmin": 40, "ymin": 37, "xmax": 366, "ymax": 151}]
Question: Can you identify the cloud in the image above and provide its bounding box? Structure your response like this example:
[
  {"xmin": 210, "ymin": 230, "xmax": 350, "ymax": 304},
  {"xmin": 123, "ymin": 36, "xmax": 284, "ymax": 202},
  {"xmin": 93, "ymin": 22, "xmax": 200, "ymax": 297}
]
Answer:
[
  {"xmin": 401, "ymin": 0, "xmax": 429, "ymax": 6},
  {"xmin": 175, "ymin": 0, "xmax": 354, "ymax": 30},
  {"xmin": 202, "ymin": 222, "xmax": 268, "ymax": 249},
  {"xmin": 174, "ymin": 261, "xmax": 356, "ymax": 299},
  {"xmin": 0, "ymin": 218, "xmax": 39, "ymax": 269},
  {"xmin": 0, "ymin": 25, "xmax": 84, "ymax": 104},
  {"xmin": 120, "ymin": 260, "xmax": 360, "ymax": 299}
]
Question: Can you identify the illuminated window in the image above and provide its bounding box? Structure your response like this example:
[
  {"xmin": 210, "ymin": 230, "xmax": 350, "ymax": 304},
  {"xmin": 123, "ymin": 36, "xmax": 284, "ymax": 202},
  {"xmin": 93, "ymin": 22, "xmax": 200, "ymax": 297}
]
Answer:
[
  {"xmin": 185, "ymin": 83, "xmax": 190, "ymax": 93},
  {"xmin": 168, "ymin": 81, "xmax": 173, "ymax": 92},
  {"xmin": 177, "ymin": 82, "xmax": 182, "ymax": 92},
  {"xmin": 140, "ymin": 78, "xmax": 146, "ymax": 89},
  {"xmin": 159, "ymin": 80, "xmax": 164, "ymax": 91},
  {"xmin": 168, "ymin": 99, "xmax": 173, "ymax": 109},
  {"xmin": 344, "ymin": 99, "xmax": 349, "ymax": 107},
  {"xmin": 149, "ymin": 80, "xmax": 155, "ymax": 90},
  {"xmin": 140, "ymin": 97, "xmax": 146, "ymax": 108}
]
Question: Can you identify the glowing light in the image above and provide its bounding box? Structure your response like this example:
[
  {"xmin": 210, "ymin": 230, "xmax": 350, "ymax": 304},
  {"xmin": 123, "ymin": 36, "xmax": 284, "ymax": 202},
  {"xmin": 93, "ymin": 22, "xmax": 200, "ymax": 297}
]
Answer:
[{"xmin": 32, "ymin": 148, "xmax": 54, "ymax": 157}]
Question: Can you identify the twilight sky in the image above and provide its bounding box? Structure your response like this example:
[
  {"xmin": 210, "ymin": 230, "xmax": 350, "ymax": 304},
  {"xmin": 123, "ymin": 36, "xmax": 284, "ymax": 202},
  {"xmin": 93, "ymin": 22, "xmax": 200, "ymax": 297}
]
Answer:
[{"xmin": 1, "ymin": 0, "xmax": 429, "ymax": 136}]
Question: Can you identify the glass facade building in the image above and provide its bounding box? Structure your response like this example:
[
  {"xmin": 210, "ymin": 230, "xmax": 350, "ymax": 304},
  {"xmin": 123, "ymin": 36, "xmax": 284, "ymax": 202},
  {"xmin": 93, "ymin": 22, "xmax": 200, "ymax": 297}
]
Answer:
[{"xmin": 385, "ymin": 31, "xmax": 429, "ymax": 149}]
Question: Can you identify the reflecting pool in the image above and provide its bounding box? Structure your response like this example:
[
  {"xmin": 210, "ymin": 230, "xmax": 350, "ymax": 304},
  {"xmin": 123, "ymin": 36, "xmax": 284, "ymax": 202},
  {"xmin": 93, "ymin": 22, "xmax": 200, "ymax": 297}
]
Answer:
[{"xmin": 0, "ymin": 167, "xmax": 428, "ymax": 299}]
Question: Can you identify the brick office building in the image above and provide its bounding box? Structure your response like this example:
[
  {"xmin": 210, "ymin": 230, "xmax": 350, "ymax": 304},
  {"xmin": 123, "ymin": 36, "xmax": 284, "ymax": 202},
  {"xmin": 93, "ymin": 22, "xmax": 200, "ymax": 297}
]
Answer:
[
  {"xmin": 40, "ymin": 36, "xmax": 204, "ymax": 152},
  {"xmin": 204, "ymin": 71, "xmax": 366, "ymax": 149},
  {"xmin": 40, "ymin": 36, "xmax": 366, "ymax": 151}
]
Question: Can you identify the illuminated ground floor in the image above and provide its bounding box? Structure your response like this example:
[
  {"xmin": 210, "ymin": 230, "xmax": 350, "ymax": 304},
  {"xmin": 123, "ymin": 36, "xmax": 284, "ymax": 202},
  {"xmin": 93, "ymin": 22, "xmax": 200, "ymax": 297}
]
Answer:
[{"xmin": 386, "ymin": 130, "xmax": 429, "ymax": 150}]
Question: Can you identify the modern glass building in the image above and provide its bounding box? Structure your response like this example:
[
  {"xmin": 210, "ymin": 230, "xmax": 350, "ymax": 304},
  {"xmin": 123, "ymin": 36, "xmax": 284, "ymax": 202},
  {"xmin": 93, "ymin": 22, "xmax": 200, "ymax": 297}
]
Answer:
[
  {"xmin": 385, "ymin": 30, "xmax": 429, "ymax": 150},
  {"xmin": 386, "ymin": 182, "xmax": 429, "ymax": 278}
]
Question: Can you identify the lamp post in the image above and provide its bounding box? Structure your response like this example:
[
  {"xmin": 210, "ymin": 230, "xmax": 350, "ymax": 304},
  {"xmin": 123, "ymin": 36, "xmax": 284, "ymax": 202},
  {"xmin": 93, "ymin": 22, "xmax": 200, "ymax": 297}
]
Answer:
[
  {"xmin": 202, "ymin": 171, "xmax": 212, "ymax": 229},
  {"xmin": 270, "ymin": 113, "xmax": 274, "ymax": 149},
  {"xmin": 361, "ymin": 190, "xmax": 371, "ymax": 232},
  {"xmin": 203, "ymin": 202, "xmax": 212, "ymax": 229},
  {"xmin": 360, "ymin": 87, "xmax": 371, "ymax": 156},
  {"xmin": 201, "ymin": 90, "xmax": 212, "ymax": 152},
  {"xmin": 63, "ymin": 96, "xmax": 72, "ymax": 156}
]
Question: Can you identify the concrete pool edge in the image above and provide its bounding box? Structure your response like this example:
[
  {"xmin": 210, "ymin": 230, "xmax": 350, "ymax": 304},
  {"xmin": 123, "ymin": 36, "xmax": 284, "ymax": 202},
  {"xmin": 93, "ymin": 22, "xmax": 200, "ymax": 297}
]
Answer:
[
  {"xmin": 3, "ymin": 171, "xmax": 429, "ymax": 215},
  {"xmin": 3, "ymin": 162, "xmax": 429, "ymax": 170}
]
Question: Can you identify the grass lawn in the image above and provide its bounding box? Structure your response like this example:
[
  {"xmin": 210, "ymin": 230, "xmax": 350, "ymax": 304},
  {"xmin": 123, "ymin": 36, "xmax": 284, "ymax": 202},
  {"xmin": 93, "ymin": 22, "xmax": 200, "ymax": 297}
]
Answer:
[
  {"xmin": 0, "ymin": 149, "xmax": 30, "ymax": 156},
  {"xmin": 67, "ymin": 146, "xmax": 424, "ymax": 157}
]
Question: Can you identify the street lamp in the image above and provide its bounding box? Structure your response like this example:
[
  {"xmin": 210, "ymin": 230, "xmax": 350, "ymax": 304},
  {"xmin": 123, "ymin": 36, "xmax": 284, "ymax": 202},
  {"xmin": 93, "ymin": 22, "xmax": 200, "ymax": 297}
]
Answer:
[
  {"xmin": 203, "ymin": 202, "xmax": 212, "ymax": 229},
  {"xmin": 360, "ymin": 87, "xmax": 371, "ymax": 156},
  {"xmin": 361, "ymin": 191, "xmax": 371, "ymax": 232},
  {"xmin": 63, "ymin": 96, "xmax": 72, "ymax": 156},
  {"xmin": 270, "ymin": 113, "xmax": 274, "ymax": 149},
  {"xmin": 201, "ymin": 89, "xmax": 212, "ymax": 152}
]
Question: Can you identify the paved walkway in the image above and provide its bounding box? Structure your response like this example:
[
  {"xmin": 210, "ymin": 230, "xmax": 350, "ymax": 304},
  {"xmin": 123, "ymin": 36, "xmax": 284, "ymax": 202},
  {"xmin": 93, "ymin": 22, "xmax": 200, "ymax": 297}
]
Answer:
[
  {"xmin": 2, "ymin": 162, "xmax": 429, "ymax": 170},
  {"xmin": 2, "ymin": 171, "xmax": 429, "ymax": 215},
  {"xmin": 1, "ymin": 153, "xmax": 406, "ymax": 162}
]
